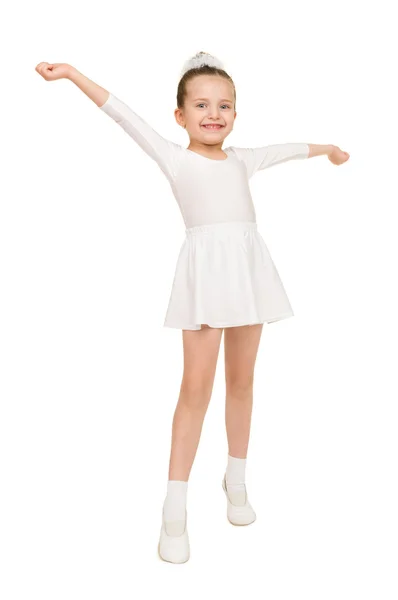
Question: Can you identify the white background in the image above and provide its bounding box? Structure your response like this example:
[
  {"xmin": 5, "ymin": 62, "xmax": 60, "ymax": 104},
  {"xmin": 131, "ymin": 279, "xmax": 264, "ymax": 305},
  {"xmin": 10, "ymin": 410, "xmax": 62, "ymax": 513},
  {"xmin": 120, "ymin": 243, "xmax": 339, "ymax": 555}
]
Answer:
[{"xmin": 1, "ymin": 0, "xmax": 397, "ymax": 598}]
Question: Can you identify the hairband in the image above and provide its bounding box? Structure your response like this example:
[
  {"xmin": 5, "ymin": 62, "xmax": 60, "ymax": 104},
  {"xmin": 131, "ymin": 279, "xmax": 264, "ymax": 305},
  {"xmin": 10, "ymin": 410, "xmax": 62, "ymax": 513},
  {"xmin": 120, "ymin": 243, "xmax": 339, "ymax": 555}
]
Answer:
[{"xmin": 180, "ymin": 51, "xmax": 224, "ymax": 79}]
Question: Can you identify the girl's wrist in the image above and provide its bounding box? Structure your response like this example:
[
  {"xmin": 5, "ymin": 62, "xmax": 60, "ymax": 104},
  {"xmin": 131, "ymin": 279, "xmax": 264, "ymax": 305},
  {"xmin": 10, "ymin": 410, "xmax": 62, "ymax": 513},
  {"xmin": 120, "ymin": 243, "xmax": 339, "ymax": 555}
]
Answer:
[
  {"xmin": 308, "ymin": 144, "xmax": 336, "ymax": 158},
  {"xmin": 327, "ymin": 144, "xmax": 336, "ymax": 156},
  {"xmin": 65, "ymin": 64, "xmax": 78, "ymax": 80}
]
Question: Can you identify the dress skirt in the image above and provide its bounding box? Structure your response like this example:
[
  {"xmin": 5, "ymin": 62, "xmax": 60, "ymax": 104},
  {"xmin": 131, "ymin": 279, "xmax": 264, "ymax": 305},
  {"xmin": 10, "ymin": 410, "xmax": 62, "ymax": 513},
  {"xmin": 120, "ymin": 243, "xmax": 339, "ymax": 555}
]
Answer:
[{"xmin": 163, "ymin": 221, "xmax": 294, "ymax": 331}]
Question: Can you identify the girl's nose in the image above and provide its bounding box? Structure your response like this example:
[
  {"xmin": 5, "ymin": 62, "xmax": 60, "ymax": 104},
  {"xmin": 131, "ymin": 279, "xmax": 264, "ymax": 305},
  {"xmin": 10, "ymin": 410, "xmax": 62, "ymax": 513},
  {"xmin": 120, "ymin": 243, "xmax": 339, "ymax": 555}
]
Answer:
[{"xmin": 208, "ymin": 108, "xmax": 221, "ymax": 119}]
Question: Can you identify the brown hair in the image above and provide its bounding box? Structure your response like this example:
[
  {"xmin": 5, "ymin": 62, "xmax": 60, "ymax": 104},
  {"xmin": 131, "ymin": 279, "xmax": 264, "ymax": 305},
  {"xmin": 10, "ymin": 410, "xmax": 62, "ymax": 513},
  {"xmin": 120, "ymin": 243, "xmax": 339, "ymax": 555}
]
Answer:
[{"xmin": 177, "ymin": 60, "xmax": 236, "ymax": 110}]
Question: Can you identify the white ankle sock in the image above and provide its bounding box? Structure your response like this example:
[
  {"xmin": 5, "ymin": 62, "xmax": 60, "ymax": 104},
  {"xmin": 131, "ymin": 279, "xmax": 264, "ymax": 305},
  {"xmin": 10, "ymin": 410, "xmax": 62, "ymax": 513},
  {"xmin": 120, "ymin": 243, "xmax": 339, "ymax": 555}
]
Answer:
[
  {"xmin": 225, "ymin": 455, "xmax": 247, "ymax": 506},
  {"xmin": 226, "ymin": 454, "xmax": 246, "ymax": 485},
  {"xmin": 163, "ymin": 480, "xmax": 188, "ymax": 523}
]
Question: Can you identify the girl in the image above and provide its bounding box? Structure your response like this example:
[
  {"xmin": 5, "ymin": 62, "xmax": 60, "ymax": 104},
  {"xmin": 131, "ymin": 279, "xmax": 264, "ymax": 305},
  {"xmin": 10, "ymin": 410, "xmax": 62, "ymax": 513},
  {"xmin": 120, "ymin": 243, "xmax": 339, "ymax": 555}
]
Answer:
[{"xmin": 35, "ymin": 51, "xmax": 349, "ymax": 565}]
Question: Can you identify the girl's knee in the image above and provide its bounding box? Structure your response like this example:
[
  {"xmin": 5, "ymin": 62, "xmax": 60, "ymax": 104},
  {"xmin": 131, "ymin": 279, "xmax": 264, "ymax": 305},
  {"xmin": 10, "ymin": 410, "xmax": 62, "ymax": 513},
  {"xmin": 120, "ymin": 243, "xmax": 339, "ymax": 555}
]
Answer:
[
  {"xmin": 226, "ymin": 374, "xmax": 254, "ymax": 398},
  {"xmin": 179, "ymin": 378, "xmax": 212, "ymax": 410}
]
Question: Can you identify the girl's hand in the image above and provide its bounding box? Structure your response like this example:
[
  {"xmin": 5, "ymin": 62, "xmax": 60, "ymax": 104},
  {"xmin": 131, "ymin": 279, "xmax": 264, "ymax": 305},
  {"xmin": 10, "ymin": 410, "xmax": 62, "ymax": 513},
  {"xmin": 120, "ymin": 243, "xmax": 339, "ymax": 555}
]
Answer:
[
  {"xmin": 35, "ymin": 62, "xmax": 72, "ymax": 81},
  {"xmin": 328, "ymin": 145, "xmax": 350, "ymax": 165},
  {"xmin": 35, "ymin": 63, "xmax": 108, "ymax": 107}
]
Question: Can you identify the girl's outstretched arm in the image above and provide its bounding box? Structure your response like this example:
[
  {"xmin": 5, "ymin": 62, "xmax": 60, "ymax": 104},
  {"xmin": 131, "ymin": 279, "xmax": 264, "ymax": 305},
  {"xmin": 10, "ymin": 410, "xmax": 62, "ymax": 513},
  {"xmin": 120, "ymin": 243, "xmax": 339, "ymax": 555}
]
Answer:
[
  {"xmin": 35, "ymin": 62, "xmax": 183, "ymax": 182},
  {"xmin": 230, "ymin": 143, "xmax": 309, "ymax": 178},
  {"xmin": 308, "ymin": 144, "xmax": 350, "ymax": 165},
  {"xmin": 231, "ymin": 142, "xmax": 350, "ymax": 178}
]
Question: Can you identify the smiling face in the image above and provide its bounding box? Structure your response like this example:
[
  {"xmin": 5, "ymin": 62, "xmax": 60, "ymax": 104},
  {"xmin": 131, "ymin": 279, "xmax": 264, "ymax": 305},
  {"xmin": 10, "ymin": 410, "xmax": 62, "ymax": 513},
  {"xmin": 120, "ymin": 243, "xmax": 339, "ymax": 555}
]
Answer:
[{"xmin": 175, "ymin": 74, "xmax": 237, "ymax": 151}]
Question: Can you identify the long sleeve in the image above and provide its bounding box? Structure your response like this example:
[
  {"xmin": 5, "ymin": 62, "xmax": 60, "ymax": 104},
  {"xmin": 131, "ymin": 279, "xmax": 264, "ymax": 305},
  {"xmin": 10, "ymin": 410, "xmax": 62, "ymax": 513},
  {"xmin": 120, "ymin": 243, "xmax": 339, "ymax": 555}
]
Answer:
[
  {"xmin": 230, "ymin": 143, "xmax": 309, "ymax": 179},
  {"xmin": 99, "ymin": 93, "xmax": 183, "ymax": 183}
]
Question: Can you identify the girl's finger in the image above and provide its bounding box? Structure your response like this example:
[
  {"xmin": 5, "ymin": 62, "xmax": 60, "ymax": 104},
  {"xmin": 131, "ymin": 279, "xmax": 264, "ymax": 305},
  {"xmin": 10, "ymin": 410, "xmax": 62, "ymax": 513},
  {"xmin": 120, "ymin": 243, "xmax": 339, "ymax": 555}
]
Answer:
[{"xmin": 36, "ymin": 62, "xmax": 48, "ymax": 74}]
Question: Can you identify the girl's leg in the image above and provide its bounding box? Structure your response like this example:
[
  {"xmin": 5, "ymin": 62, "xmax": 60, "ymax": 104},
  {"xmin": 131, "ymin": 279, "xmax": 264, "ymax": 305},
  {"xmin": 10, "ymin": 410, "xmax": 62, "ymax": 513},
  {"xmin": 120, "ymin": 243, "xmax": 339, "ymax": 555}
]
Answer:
[
  {"xmin": 221, "ymin": 324, "xmax": 263, "ymax": 521},
  {"xmin": 159, "ymin": 326, "xmax": 223, "ymax": 563},
  {"xmin": 168, "ymin": 324, "xmax": 224, "ymax": 481},
  {"xmin": 224, "ymin": 324, "xmax": 264, "ymax": 459}
]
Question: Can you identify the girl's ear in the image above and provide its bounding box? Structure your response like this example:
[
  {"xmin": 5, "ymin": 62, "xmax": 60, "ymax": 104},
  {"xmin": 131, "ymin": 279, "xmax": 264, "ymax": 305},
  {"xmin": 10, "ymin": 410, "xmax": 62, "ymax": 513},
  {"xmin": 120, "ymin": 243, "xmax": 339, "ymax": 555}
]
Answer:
[{"xmin": 174, "ymin": 108, "xmax": 185, "ymax": 128}]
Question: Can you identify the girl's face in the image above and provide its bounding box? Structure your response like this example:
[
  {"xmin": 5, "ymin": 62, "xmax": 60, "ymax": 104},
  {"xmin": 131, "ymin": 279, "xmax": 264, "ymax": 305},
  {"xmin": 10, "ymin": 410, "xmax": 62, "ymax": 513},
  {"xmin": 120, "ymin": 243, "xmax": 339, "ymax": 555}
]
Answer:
[{"xmin": 175, "ymin": 75, "xmax": 236, "ymax": 146}]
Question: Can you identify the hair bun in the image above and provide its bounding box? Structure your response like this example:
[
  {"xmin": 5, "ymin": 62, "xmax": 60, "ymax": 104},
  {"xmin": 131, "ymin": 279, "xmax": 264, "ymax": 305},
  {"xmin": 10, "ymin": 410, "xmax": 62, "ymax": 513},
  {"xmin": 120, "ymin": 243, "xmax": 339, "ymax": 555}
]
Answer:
[{"xmin": 180, "ymin": 51, "xmax": 225, "ymax": 78}]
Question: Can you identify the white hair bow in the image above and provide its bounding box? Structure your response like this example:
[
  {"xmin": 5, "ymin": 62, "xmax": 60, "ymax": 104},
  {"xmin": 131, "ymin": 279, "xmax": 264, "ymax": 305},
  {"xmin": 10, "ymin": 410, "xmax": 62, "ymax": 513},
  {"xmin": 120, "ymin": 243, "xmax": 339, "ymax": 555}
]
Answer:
[{"xmin": 180, "ymin": 51, "xmax": 224, "ymax": 78}]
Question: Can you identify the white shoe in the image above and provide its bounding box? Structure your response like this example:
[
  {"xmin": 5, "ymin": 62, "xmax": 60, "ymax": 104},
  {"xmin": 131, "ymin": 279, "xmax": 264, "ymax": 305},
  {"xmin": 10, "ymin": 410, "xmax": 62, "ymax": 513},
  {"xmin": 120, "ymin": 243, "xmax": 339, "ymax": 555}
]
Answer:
[
  {"xmin": 222, "ymin": 475, "xmax": 256, "ymax": 526},
  {"xmin": 158, "ymin": 509, "xmax": 190, "ymax": 564}
]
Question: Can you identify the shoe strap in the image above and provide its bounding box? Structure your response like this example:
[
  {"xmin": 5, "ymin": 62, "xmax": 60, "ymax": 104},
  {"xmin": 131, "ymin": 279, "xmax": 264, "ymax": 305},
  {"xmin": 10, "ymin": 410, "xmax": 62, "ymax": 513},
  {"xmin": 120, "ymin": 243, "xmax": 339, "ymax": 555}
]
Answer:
[
  {"xmin": 164, "ymin": 519, "xmax": 186, "ymax": 536},
  {"xmin": 225, "ymin": 476, "xmax": 247, "ymax": 507}
]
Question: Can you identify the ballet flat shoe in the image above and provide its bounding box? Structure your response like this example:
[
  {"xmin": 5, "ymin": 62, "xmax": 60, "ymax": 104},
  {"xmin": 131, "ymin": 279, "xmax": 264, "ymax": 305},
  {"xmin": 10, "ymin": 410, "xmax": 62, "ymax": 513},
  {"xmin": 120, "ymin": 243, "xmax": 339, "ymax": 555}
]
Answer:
[
  {"xmin": 158, "ymin": 509, "xmax": 190, "ymax": 564},
  {"xmin": 222, "ymin": 475, "xmax": 256, "ymax": 526}
]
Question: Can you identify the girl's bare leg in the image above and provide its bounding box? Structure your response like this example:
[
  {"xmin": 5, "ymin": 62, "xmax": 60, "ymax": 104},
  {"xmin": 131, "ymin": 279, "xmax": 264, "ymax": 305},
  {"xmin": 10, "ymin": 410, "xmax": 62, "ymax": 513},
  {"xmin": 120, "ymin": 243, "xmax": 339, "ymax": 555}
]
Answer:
[
  {"xmin": 160, "ymin": 325, "xmax": 223, "ymax": 562},
  {"xmin": 168, "ymin": 324, "xmax": 223, "ymax": 481},
  {"xmin": 224, "ymin": 324, "xmax": 264, "ymax": 458}
]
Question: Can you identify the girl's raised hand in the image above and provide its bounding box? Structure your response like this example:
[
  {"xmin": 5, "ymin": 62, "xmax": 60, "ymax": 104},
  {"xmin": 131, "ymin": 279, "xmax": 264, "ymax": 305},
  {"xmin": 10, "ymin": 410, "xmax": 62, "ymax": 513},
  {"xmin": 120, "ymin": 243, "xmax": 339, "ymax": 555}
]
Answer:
[
  {"xmin": 35, "ymin": 62, "xmax": 71, "ymax": 81},
  {"xmin": 328, "ymin": 146, "xmax": 350, "ymax": 165}
]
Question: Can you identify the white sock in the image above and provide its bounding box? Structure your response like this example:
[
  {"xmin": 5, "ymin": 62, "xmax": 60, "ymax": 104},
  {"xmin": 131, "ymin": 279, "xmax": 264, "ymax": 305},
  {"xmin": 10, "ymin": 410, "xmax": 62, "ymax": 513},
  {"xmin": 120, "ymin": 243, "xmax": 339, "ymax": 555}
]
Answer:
[
  {"xmin": 226, "ymin": 454, "xmax": 246, "ymax": 485},
  {"xmin": 163, "ymin": 480, "xmax": 188, "ymax": 523},
  {"xmin": 225, "ymin": 455, "xmax": 247, "ymax": 506}
]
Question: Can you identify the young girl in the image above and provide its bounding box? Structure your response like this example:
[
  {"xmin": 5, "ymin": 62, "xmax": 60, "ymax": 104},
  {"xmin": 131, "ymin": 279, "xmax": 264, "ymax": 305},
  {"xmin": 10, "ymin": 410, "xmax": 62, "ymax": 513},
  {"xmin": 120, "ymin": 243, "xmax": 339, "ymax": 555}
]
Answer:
[{"xmin": 35, "ymin": 51, "xmax": 349, "ymax": 564}]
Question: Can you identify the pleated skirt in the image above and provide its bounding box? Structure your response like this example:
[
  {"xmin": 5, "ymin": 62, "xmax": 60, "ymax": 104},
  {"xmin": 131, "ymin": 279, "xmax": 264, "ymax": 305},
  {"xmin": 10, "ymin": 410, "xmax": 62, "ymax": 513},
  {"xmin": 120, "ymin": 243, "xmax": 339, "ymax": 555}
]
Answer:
[{"xmin": 163, "ymin": 221, "xmax": 294, "ymax": 330}]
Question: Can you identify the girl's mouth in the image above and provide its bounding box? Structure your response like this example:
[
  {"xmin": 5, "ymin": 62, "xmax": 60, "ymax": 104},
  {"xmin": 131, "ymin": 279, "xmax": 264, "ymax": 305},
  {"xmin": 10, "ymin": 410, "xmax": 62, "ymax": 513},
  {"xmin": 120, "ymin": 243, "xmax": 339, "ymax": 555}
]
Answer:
[{"xmin": 201, "ymin": 125, "xmax": 224, "ymax": 130}]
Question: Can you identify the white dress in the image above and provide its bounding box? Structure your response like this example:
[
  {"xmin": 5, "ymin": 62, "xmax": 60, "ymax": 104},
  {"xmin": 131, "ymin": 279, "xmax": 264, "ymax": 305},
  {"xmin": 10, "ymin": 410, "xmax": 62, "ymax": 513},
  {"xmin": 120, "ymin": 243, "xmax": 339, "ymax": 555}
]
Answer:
[{"xmin": 100, "ymin": 93, "xmax": 309, "ymax": 330}]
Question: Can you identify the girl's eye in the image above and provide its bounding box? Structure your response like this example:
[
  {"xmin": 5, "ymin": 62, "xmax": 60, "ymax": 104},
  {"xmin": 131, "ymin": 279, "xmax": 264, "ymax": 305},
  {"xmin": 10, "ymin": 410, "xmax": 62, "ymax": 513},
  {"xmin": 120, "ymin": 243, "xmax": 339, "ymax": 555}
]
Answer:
[{"xmin": 196, "ymin": 104, "xmax": 230, "ymax": 109}]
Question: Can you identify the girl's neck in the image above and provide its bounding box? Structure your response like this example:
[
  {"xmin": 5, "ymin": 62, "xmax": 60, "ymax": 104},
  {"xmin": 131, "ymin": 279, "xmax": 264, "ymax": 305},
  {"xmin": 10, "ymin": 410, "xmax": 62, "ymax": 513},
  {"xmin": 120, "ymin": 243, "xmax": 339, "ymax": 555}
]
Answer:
[{"xmin": 187, "ymin": 142, "xmax": 226, "ymax": 159}]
